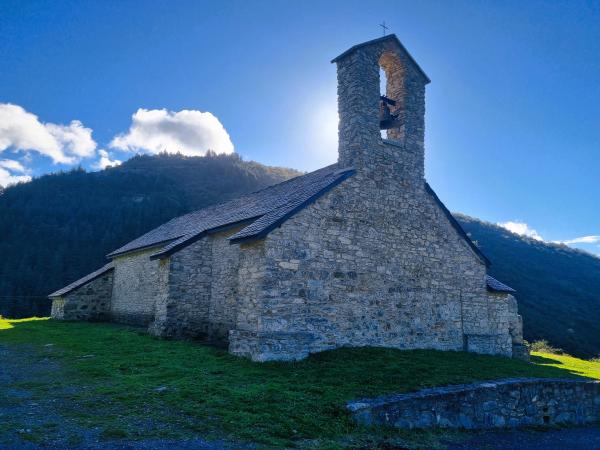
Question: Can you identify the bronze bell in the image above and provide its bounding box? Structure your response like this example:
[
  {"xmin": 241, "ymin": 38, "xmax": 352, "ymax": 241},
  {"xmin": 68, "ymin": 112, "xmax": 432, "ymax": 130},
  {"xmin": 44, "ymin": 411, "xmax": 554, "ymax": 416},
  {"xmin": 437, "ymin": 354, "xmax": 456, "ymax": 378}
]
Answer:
[{"xmin": 379, "ymin": 95, "xmax": 401, "ymax": 130}]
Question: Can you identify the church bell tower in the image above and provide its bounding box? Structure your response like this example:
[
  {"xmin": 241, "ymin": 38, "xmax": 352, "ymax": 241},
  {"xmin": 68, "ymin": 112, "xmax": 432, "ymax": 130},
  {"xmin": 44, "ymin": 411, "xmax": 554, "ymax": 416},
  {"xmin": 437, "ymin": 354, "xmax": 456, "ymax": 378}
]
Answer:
[{"xmin": 332, "ymin": 35, "xmax": 430, "ymax": 181}]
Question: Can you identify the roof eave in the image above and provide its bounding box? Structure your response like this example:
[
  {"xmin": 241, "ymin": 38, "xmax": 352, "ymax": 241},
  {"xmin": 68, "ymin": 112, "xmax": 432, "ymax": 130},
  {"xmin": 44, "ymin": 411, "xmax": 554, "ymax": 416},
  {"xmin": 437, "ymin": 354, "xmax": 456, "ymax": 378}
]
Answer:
[
  {"xmin": 486, "ymin": 275, "xmax": 516, "ymax": 294},
  {"xmin": 48, "ymin": 265, "xmax": 114, "ymax": 298},
  {"xmin": 149, "ymin": 216, "xmax": 262, "ymax": 260},
  {"xmin": 487, "ymin": 287, "xmax": 516, "ymax": 294},
  {"xmin": 107, "ymin": 238, "xmax": 181, "ymax": 259},
  {"xmin": 229, "ymin": 169, "xmax": 356, "ymax": 244}
]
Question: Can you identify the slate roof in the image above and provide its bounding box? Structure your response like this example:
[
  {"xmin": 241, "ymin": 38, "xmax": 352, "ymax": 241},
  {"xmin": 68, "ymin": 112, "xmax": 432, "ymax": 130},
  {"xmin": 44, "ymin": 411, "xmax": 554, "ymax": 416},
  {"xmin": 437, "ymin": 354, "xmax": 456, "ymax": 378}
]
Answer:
[
  {"xmin": 107, "ymin": 163, "xmax": 493, "ymax": 267},
  {"xmin": 107, "ymin": 165, "xmax": 356, "ymax": 259},
  {"xmin": 52, "ymin": 166, "xmax": 505, "ymax": 299},
  {"xmin": 48, "ymin": 263, "xmax": 114, "ymax": 298},
  {"xmin": 486, "ymin": 275, "xmax": 516, "ymax": 293}
]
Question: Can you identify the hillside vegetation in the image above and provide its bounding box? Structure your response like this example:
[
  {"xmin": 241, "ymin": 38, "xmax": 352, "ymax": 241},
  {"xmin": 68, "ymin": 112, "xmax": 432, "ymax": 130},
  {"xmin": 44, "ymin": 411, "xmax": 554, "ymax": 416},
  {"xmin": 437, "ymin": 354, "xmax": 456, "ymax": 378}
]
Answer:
[
  {"xmin": 456, "ymin": 214, "xmax": 600, "ymax": 359},
  {"xmin": 1, "ymin": 318, "xmax": 597, "ymax": 448},
  {"xmin": 1, "ymin": 153, "xmax": 599, "ymax": 359},
  {"xmin": 0, "ymin": 153, "xmax": 299, "ymax": 317}
]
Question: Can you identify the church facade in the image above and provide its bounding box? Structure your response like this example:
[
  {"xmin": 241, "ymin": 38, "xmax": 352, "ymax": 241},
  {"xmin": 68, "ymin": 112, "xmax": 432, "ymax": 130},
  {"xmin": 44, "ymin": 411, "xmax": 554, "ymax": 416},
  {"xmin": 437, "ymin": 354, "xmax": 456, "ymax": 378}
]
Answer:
[{"xmin": 50, "ymin": 35, "xmax": 527, "ymax": 361}]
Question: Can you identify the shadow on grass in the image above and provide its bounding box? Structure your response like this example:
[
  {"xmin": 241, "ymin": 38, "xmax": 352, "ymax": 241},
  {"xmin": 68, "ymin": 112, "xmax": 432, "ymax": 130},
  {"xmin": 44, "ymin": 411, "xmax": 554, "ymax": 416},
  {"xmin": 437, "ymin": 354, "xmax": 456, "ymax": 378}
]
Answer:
[{"xmin": 530, "ymin": 355, "xmax": 565, "ymax": 365}]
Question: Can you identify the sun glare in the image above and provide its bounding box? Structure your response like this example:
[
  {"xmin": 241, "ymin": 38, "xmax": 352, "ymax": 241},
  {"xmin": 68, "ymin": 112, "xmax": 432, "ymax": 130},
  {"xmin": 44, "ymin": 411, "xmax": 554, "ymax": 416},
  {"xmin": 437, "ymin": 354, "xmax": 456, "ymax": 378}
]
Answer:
[
  {"xmin": 308, "ymin": 101, "xmax": 339, "ymax": 165},
  {"xmin": 0, "ymin": 316, "xmax": 49, "ymax": 330}
]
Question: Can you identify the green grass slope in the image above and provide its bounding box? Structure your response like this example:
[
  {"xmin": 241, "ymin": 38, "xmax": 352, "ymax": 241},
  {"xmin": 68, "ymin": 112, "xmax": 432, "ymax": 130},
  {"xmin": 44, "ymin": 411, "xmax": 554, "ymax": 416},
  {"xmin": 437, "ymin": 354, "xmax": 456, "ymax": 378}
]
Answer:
[
  {"xmin": 1, "ymin": 318, "xmax": 598, "ymax": 448},
  {"xmin": 456, "ymin": 214, "xmax": 600, "ymax": 359}
]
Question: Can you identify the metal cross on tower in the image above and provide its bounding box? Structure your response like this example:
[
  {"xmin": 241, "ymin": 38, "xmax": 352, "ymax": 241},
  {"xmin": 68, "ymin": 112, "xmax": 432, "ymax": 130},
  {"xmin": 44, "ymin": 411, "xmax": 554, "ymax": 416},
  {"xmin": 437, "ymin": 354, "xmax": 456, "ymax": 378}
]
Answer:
[{"xmin": 379, "ymin": 21, "xmax": 389, "ymax": 36}]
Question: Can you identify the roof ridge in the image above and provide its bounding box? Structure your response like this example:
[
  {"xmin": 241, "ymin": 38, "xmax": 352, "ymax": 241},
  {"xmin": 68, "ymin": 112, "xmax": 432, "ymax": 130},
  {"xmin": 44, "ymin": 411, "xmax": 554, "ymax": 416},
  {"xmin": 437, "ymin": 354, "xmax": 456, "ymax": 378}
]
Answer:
[
  {"xmin": 230, "ymin": 168, "xmax": 355, "ymax": 243},
  {"xmin": 155, "ymin": 164, "xmax": 337, "ymax": 224},
  {"xmin": 106, "ymin": 164, "xmax": 342, "ymax": 258}
]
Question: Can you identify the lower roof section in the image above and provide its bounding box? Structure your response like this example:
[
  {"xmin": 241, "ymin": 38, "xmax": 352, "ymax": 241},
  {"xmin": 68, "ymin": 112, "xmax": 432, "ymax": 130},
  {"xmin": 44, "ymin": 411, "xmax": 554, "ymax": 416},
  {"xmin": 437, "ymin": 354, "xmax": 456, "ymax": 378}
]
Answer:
[
  {"xmin": 486, "ymin": 275, "xmax": 516, "ymax": 293},
  {"xmin": 48, "ymin": 263, "xmax": 114, "ymax": 298}
]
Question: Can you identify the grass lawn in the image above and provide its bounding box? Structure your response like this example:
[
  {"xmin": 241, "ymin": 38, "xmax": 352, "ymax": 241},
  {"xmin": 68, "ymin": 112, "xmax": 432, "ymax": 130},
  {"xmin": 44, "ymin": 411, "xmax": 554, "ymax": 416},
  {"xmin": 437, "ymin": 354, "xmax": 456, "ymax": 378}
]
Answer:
[{"xmin": 1, "ymin": 317, "xmax": 599, "ymax": 448}]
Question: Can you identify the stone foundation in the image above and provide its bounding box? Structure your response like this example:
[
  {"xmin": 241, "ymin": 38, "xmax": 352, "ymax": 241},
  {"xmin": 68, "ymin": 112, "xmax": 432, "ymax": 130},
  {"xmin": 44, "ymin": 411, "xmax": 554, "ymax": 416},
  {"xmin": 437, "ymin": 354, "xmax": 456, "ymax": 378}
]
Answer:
[{"xmin": 229, "ymin": 330, "xmax": 316, "ymax": 362}]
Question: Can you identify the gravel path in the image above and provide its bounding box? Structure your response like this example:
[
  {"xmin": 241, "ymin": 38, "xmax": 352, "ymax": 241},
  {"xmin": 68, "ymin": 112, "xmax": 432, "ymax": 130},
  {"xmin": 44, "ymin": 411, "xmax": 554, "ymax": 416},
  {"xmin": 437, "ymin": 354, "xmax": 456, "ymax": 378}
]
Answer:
[{"xmin": 0, "ymin": 344, "xmax": 231, "ymax": 449}]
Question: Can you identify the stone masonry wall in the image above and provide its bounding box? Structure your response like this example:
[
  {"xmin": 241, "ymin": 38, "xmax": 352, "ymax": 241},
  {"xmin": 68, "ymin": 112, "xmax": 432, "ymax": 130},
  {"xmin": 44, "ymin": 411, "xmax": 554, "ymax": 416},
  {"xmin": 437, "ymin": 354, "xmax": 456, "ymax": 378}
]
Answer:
[
  {"xmin": 348, "ymin": 378, "xmax": 600, "ymax": 430},
  {"xmin": 150, "ymin": 238, "xmax": 212, "ymax": 338},
  {"xmin": 208, "ymin": 229, "xmax": 241, "ymax": 341},
  {"xmin": 228, "ymin": 167, "xmax": 507, "ymax": 361},
  {"xmin": 228, "ymin": 240, "xmax": 270, "ymax": 358},
  {"xmin": 228, "ymin": 36, "xmax": 522, "ymax": 362},
  {"xmin": 50, "ymin": 270, "xmax": 113, "ymax": 321},
  {"xmin": 110, "ymin": 248, "xmax": 168, "ymax": 326},
  {"xmin": 151, "ymin": 226, "xmax": 242, "ymax": 341}
]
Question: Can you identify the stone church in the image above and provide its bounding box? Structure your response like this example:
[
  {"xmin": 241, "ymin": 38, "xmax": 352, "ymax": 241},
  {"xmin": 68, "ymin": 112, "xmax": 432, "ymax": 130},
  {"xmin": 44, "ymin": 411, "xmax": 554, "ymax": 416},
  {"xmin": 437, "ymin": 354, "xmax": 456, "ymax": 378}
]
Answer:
[{"xmin": 50, "ymin": 35, "xmax": 526, "ymax": 361}]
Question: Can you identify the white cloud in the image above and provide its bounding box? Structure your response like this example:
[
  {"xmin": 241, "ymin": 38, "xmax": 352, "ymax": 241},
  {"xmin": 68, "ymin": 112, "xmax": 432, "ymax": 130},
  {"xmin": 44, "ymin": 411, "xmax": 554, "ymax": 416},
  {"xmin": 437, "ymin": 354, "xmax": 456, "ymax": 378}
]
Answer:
[
  {"xmin": 0, "ymin": 159, "xmax": 27, "ymax": 173},
  {"xmin": 92, "ymin": 149, "xmax": 122, "ymax": 170},
  {"xmin": 0, "ymin": 103, "xmax": 97, "ymax": 164},
  {"xmin": 110, "ymin": 108, "xmax": 234, "ymax": 156},
  {"xmin": 498, "ymin": 221, "xmax": 544, "ymax": 241},
  {"xmin": 45, "ymin": 121, "xmax": 96, "ymax": 159},
  {"xmin": 0, "ymin": 158, "xmax": 32, "ymax": 187},
  {"xmin": 0, "ymin": 169, "xmax": 31, "ymax": 187},
  {"xmin": 499, "ymin": 219, "xmax": 600, "ymax": 254},
  {"xmin": 556, "ymin": 235, "xmax": 600, "ymax": 245}
]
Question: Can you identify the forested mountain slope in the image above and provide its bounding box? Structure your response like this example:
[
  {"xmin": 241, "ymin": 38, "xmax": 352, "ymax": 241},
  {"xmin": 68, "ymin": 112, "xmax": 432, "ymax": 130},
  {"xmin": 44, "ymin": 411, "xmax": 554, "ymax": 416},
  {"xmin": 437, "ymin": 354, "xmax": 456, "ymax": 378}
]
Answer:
[
  {"xmin": 456, "ymin": 214, "xmax": 600, "ymax": 358},
  {"xmin": 0, "ymin": 153, "xmax": 299, "ymax": 317}
]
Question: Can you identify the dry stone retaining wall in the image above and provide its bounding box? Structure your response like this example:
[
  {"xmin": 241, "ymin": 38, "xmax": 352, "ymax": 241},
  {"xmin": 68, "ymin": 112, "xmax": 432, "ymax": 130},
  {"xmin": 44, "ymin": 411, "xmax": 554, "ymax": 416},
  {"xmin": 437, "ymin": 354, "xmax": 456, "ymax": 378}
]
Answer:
[{"xmin": 348, "ymin": 378, "xmax": 600, "ymax": 430}]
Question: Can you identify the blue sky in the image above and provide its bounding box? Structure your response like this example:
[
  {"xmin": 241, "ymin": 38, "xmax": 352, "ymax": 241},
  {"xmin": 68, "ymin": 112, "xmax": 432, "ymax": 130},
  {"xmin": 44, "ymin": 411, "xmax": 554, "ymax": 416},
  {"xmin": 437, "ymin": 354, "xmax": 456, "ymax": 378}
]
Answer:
[{"xmin": 1, "ymin": 0, "xmax": 599, "ymax": 254}]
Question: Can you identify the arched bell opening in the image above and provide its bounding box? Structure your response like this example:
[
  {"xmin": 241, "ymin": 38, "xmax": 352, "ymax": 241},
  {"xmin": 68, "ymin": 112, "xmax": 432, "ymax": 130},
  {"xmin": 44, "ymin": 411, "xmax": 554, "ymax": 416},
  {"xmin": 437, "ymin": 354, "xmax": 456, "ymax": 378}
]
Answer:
[
  {"xmin": 379, "ymin": 67, "xmax": 389, "ymax": 140},
  {"xmin": 378, "ymin": 51, "xmax": 406, "ymax": 142}
]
